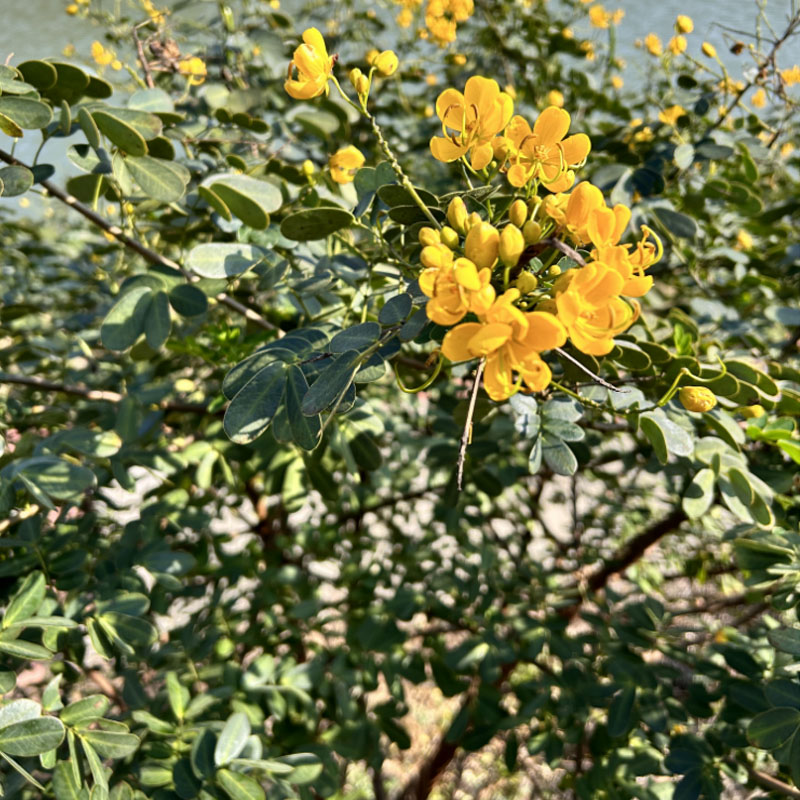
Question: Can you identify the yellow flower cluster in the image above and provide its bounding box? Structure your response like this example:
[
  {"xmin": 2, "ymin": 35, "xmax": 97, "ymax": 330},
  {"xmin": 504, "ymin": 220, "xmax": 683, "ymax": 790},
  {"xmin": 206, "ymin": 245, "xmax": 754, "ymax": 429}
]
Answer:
[
  {"xmin": 91, "ymin": 41, "xmax": 122, "ymax": 71},
  {"xmin": 429, "ymin": 77, "xmax": 591, "ymax": 194},
  {"xmin": 424, "ymin": 78, "xmax": 662, "ymax": 401},
  {"xmin": 424, "ymin": 0, "xmax": 474, "ymax": 46},
  {"xmin": 285, "ymin": 28, "xmax": 335, "ymax": 100},
  {"xmin": 588, "ymin": 4, "xmax": 624, "ymax": 29}
]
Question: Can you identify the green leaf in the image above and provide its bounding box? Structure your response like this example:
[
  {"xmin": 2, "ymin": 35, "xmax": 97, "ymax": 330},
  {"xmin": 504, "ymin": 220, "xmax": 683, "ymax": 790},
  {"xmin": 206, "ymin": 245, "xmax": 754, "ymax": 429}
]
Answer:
[
  {"xmin": 166, "ymin": 672, "xmax": 188, "ymax": 723},
  {"xmin": 652, "ymin": 207, "xmax": 698, "ymax": 240},
  {"xmin": 769, "ymin": 628, "xmax": 800, "ymax": 657},
  {"xmin": 276, "ymin": 752, "xmax": 324, "ymax": 785},
  {"xmin": 0, "ymin": 97, "xmax": 53, "ymax": 130},
  {"xmin": 674, "ymin": 143, "xmax": 694, "ymax": 169},
  {"xmin": 379, "ymin": 294, "xmax": 412, "ymax": 325},
  {"xmin": 60, "ymin": 696, "xmax": 110, "ymax": 726},
  {"xmin": 145, "ymin": 290, "xmax": 171, "ymax": 350},
  {"xmin": 216, "ymin": 768, "xmax": 265, "ymax": 800},
  {"xmin": 0, "ymin": 640, "xmax": 52, "ymax": 660},
  {"xmin": 169, "ymin": 284, "xmax": 208, "ymax": 317},
  {"xmin": 77, "ymin": 107, "xmax": 101, "ymax": 150},
  {"xmin": 53, "ymin": 761, "xmax": 89, "ymax": 800},
  {"xmin": 301, "ymin": 350, "xmax": 360, "ymax": 416},
  {"xmin": 640, "ymin": 411, "xmax": 693, "ymax": 463},
  {"xmin": 280, "ymin": 208, "xmax": 355, "ymax": 241},
  {"xmin": 78, "ymin": 729, "xmax": 139, "ymax": 759},
  {"xmin": 682, "ymin": 468, "xmax": 716, "ymax": 519},
  {"xmin": 186, "ymin": 243, "xmax": 266, "ymax": 280},
  {"xmin": 0, "ymin": 166, "xmax": 33, "ymax": 197},
  {"xmin": 16, "ymin": 60, "xmax": 58, "ymax": 90},
  {"xmin": 330, "ymin": 322, "xmax": 380, "ymax": 353},
  {"xmin": 541, "ymin": 434, "xmax": 578, "ymax": 476},
  {"xmin": 0, "ymin": 112, "xmax": 23, "ymax": 138},
  {"xmin": 16, "ymin": 457, "xmax": 96, "ymax": 502},
  {"xmin": 214, "ymin": 712, "xmax": 250, "ymax": 767},
  {"xmin": 286, "ymin": 366, "xmax": 321, "ymax": 451},
  {"xmin": 3, "ymin": 572, "xmax": 46, "ymax": 629},
  {"xmin": 101, "ymin": 286, "xmax": 153, "ymax": 351},
  {"xmin": 223, "ymin": 362, "xmax": 287, "ymax": 444},
  {"xmin": 778, "ymin": 439, "xmax": 800, "ymax": 464},
  {"xmin": 0, "ymin": 700, "xmax": 41, "ymax": 730},
  {"xmin": 125, "ymin": 156, "xmax": 186, "ymax": 202},
  {"xmin": 92, "ymin": 111, "xmax": 147, "ymax": 157},
  {"xmin": 0, "ymin": 716, "xmax": 65, "ymax": 756},
  {"xmin": 607, "ymin": 686, "xmax": 636, "ymax": 737},
  {"xmin": 747, "ymin": 707, "xmax": 800, "ymax": 749},
  {"xmin": 209, "ymin": 175, "xmax": 282, "ymax": 229}
]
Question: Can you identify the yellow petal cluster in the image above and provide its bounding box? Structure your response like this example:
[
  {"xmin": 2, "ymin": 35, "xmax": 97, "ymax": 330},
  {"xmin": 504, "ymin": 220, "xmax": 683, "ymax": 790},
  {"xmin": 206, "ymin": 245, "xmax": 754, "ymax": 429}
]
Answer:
[
  {"xmin": 285, "ymin": 28, "xmax": 334, "ymax": 100},
  {"xmin": 328, "ymin": 146, "xmax": 365, "ymax": 184},
  {"xmin": 442, "ymin": 290, "xmax": 567, "ymax": 401},
  {"xmin": 425, "ymin": 0, "xmax": 474, "ymax": 46},
  {"xmin": 430, "ymin": 77, "xmax": 514, "ymax": 170}
]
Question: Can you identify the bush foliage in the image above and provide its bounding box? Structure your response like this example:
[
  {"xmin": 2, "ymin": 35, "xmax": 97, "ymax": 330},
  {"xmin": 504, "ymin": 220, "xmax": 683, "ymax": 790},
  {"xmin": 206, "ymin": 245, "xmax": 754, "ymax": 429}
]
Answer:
[{"xmin": 2, "ymin": 0, "xmax": 800, "ymax": 798}]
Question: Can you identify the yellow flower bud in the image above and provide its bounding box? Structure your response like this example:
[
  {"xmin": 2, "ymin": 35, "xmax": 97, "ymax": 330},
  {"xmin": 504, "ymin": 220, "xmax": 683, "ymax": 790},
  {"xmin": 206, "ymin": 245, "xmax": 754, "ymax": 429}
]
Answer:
[
  {"xmin": 522, "ymin": 220, "xmax": 542, "ymax": 244},
  {"xmin": 499, "ymin": 224, "xmax": 525, "ymax": 268},
  {"xmin": 365, "ymin": 48, "xmax": 380, "ymax": 66},
  {"xmin": 349, "ymin": 67, "xmax": 364, "ymax": 90},
  {"xmin": 675, "ymin": 14, "xmax": 693, "ymax": 34},
  {"xmin": 516, "ymin": 272, "xmax": 539, "ymax": 294},
  {"xmin": 548, "ymin": 265, "xmax": 561, "ymax": 277},
  {"xmin": 547, "ymin": 89, "xmax": 565, "ymax": 108},
  {"xmin": 701, "ymin": 41, "xmax": 717, "ymax": 58},
  {"xmin": 418, "ymin": 227, "xmax": 440, "ymax": 247},
  {"xmin": 465, "ymin": 211, "xmax": 482, "ymax": 231},
  {"xmin": 508, "ymin": 199, "xmax": 528, "ymax": 228},
  {"xmin": 420, "ymin": 243, "xmax": 450, "ymax": 270},
  {"xmin": 356, "ymin": 74, "xmax": 370, "ymax": 95},
  {"xmin": 464, "ymin": 222, "xmax": 500, "ymax": 270},
  {"xmin": 446, "ymin": 197, "xmax": 468, "ymax": 233},
  {"xmin": 679, "ymin": 386, "xmax": 717, "ymax": 412},
  {"xmin": 374, "ymin": 50, "xmax": 399, "ymax": 77},
  {"xmin": 741, "ymin": 404, "xmax": 765, "ymax": 419},
  {"xmin": 440, "ymin": 226, "xmax": 460, "ymax": 249},
  {"xmin": 302, "ymin": 159, "xmax": 315, "ymax": 177}
]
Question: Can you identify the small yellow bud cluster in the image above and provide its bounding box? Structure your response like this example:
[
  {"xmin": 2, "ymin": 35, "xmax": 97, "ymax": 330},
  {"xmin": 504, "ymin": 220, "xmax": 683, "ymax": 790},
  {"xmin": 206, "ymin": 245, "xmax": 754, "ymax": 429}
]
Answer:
[{"xmin": 349, "ymin": 68, "xmax": 370, "ymax": 98}]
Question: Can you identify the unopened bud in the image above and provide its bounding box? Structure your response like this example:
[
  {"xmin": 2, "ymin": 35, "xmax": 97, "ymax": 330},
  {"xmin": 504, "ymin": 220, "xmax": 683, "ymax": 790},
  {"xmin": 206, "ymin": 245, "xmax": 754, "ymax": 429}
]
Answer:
[
  {"xmin": 446, "ymin": 197, "xmax": 468, "ymax": 232},
  {"xmin": 499, "ymin": 224, "xmax": 525, "ymax": 268},
  {"xmin": 523, "ymin": 220, "xmax": 542, "ymax": 244},
  {"xmin": 349, "ymin": 68, "xmax": 363, "ymax": 90},
  {"xmin": 302, "ymin": 159, "xmax": 315, "ymax": 177},
  {"xmin": 374, "ymin": 50, "xmax": 398, "ymax": 77},
  {"xmin": 465, "ymin": 211, "xmax": 482, "ymax": 231},
  {"xmin": 419, "ymin": 227, "xmax": 440, "ymax": 247},
  {"xmin": 741, "ymin": 404, "xmax": 765, "ymax": 419},
  {"xmin": 440, "ymin": 226, "xmax": 460, "ymax": 249},
  {"xmin": 548, "ymin": 265, "xmax": 561, "ymax": 277},
  {"xmin": 516, "ymin": 272, "xmax": 539, "ymax": 294},
  {"xmin": 508, "ymin": 198, "xmax": 528, "ymax": 228},
  {"xmin": 679, "ymin": 386, "xmax": 717, "ymax": 413},
  {"xmin": 464, "ymin": 222, "xmax": 500, "ymax": 270}
]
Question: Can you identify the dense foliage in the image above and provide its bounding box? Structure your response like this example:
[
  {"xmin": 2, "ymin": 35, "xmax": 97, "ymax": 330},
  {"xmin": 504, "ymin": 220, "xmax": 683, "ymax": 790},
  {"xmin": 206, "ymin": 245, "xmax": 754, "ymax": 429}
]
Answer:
[{"xmin": 2, "ymin": 0, "xmax": 800, "ymax": 798}]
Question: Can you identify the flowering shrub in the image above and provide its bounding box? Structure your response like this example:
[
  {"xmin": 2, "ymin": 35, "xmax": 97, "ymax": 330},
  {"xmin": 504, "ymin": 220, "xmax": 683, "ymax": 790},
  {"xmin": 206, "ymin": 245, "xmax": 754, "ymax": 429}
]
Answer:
[{"xmin": 2, "ymin": 1, "xmax": 800, "ymax": 798}]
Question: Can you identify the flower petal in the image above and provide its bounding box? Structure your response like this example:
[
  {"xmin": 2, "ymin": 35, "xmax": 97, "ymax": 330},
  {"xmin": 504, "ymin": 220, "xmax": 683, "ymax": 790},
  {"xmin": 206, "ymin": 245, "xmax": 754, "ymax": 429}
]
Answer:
[
  {"xmin": 560, "ymin": 133, "xmax": 591, "ymax": 166},
  {"xmin": 468, "ymin": 322, "xmax": 513, "ymax": 355},
  {"xmin": 442, "ymin": 322, "xmax": 482, "ymax": 361},
  {"xmin": 470, "ymin": 142, "xmax": 494, "ymax": 171},
  {"xmin": 430, "ymin": 136, "xmax": 469, "ymax": 163},
  {"xmin": 533, "ymin": 106, "xmax": 571, "ymax": 146}
]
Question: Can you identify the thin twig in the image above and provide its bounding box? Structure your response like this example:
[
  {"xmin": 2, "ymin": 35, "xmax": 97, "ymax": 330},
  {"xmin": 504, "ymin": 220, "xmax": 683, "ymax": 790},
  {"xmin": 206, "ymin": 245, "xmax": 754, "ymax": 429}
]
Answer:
[
  {"xmin": 555, "ymin": 347, "xmax": 627, "ymax": 392},
  {"xmin": 0, "ymin": 147, "xmax": 281, "ymax": 334},
  {"xmin": 456, "ymin": 359, "xmax": 485, "ymax": 491},
  {"xmin": 132, "ymin": 23, "xmax": 155, "ymax": 88},
  {"xmin": 540, "ymin": 237, "xmax": 587, "ymax": 267},
  {"xmin": 0, "ymin": 371, "xmax": 215, "ymax": 415}
]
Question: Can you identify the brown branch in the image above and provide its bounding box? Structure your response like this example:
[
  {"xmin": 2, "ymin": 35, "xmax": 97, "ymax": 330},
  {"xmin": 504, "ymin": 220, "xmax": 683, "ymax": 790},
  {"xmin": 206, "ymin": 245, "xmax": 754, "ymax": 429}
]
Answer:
[
  {"xmin": 746, "ymin": 765, "xmax": 800, "ymax": 798},
  {"xmin": 133, "ymin": 23, "xmax": 155, "ymax": 89},
  {"xmin": 540, "ymin": 237, "xmax": 587, "ymax": 267},
  {"xmin": 0, "ymin": 371, "xmax": 216, "ymax": 415},
  {"xmin": 456, "ymin": 359, "xmax": 485, "ymax": 491},
  {"xmin": 0, "ymin": 147, "xmax": 280, "ymax": 334}
]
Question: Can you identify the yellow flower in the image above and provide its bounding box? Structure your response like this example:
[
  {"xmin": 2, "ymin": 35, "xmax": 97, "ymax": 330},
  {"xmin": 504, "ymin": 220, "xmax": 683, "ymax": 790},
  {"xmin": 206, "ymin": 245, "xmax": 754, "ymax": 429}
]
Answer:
[
  {"xmin": 91, "ymin": 41, "xmax": 115, "ymax": 67},
  {"xmin": 644, "ymin": 33, "xmax": 662, "ymax": 56},
  {"xmin": 554, "ymin": 264, "xmax": 640, "ymax": 355},
  {"xmin": 419, "ymin": 245, "xmax": 495, "ymax": 326},
  {"xmin": 611, "ymin": 75, "xmax": 623, "ymax": 89},
  {"xmin": 425, "ymin": 0, "xmax": 474, "ymax": 46},
  {"xmin": 546, "ymin": 89, "xmax": 564, "ymax": 108},
  {"xmin": 736, "ymin": 229, "xmax": 753, "ymax": 250},
  {"xmin": 581, "ymin": 41, "xmax": 596, "ymax": 61},
  {"xmin": 782, "ymin": 65, "xmax": 800, "ymax": 86},
  {"xmin": 675, "ymin": 14, "xmax": 693, "ymax": 34},
  {"xmin": 502, "ymin": 107, "xmax": 591, "ymax": 191},
  {"xmin": 397, "ymin": 8, "xmax": 413, "ymax": 26},
  {"xmin": 285, "ymin": 28, "xmax": 334, "ymax": 100},
  {"xmin": 668, "ymin": 35, "xmax": 687, "ymax": 55},
  {"xmin": 430, "ymin": 76, "xmax": 514, "ymax": 170},
  {"xmin": 366, "ymin": 49, "xmax": 380, "ymax": 66},
  {"xmin": 441, "ymin": 289, "xmax": 567, "ymax": 400},
  {"xmin": 425, "ymin": 74, "xmax": 438, "ymax": 86},
  {"xmin": 679, "ymin": 386, "xmax": 717, "ymax": 413},
  {"xmin": 66, "ymin": 2, "xmax": 79, "ymax": 13},
  {"xmin": 658, "ymin": 105, "xmax": 686, "ymax": 126},
  {"xmin": 328, "ymin": 146, "xmax": 365, "ymax": 184},
  {"xmin": 465, "ymin": 222, "xmax": 500, "ymax": 269},
  {"xmin": 701, "ymin": 41, "xmax": 717, "ymax": 58},
  {"xmin": 741, "ymin": 404, "xmax": 765, "ymax": 419},
  {"xmin": 751, "ymin": 88, "xmax": 766, "ymax": 108},
  {"xmin": 781, "ymin": 142, "xmax": 794, "ymax": 158},
  {"xmin": 562, "ymin": 26, "xmax": 574, "ymax": 39},
  {"xmin": 374, "ymin": 50, "xmax": 399, "ymax": 77},
  {"xmin": 589, "ymin": 4, "xmax": 611, "ymax": 28},
  {"xmin": 178, "ymin": 56, "xmax": 207, "ymax": 85}
]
